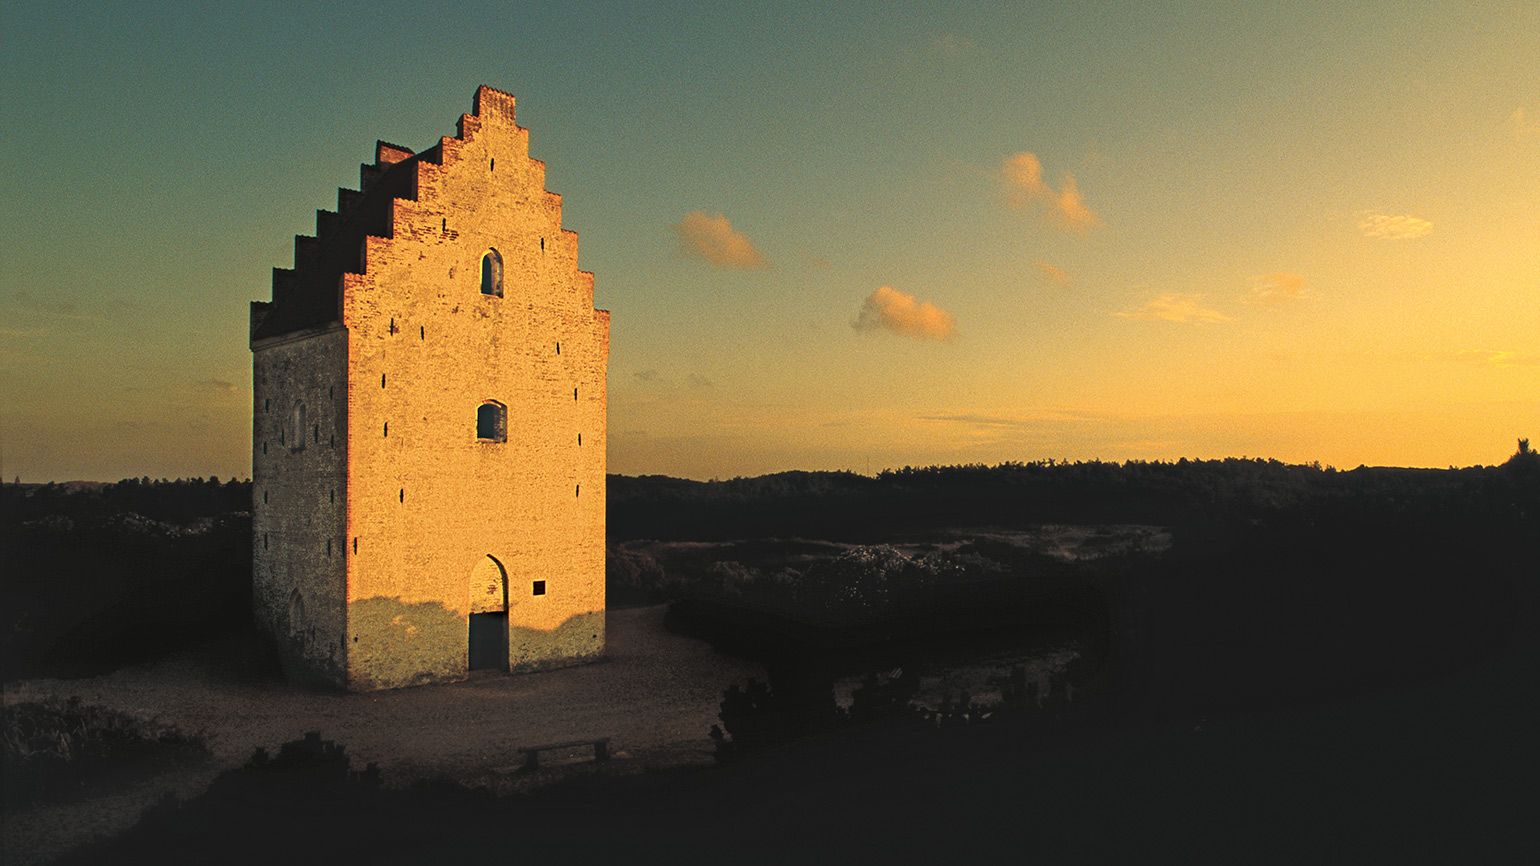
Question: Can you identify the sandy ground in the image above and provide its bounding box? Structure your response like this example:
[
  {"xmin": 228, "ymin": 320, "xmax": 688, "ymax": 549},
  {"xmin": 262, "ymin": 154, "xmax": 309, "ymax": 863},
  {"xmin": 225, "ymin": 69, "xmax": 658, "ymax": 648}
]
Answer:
[{"xmin": 1, "ymin": 605, "xmax": 763, "ymax": 864}]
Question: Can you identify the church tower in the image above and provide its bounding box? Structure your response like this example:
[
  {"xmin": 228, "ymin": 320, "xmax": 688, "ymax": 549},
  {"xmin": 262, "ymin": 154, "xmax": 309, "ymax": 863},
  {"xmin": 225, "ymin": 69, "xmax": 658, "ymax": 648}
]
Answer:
[{"xmin": 250, "ymin": 86, "xmax": 608, "ymax": 690}]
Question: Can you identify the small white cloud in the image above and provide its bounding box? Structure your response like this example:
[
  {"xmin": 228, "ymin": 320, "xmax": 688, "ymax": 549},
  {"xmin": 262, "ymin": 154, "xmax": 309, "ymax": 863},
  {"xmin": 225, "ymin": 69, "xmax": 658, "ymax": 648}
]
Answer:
[
  {"xmin": 1116, "ymin": 293, "xmax": 1230, "ymax": 324},
  {"xmin": 673, "ymin": 211, "xmax": 768, "ymax": 268},
  {"xmin": 1001, "ymin": 152, "xmax": 1049, "ymax": 206},
  {"xmin": 1051, "ymin": 173, "xmax": 1099, "ymax": 231},
  {"xmin": 854, "ymin": 286, "xmax": 956, "ymax": 340},
  {"xmin": 1000, "ymin": 152, "xmax": 1099, "ymax": 232},
  {"xmin": 1358, "ymin": 212, "xmax": 1433, "ymax": 240}
]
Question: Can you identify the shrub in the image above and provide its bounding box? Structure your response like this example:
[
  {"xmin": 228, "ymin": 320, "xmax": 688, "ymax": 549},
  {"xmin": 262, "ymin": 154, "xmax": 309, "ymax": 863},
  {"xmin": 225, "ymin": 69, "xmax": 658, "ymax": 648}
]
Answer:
[{"xmin": 1, "ymin": 697, "xmax": 208, "ymax": 809}]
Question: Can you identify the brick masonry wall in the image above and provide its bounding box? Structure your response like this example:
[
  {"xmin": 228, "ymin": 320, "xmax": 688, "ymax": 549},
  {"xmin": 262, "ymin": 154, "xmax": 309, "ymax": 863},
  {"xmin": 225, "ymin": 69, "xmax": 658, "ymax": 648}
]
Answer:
[
  {"xmin": 340, "ymin": 88, "xmax": 608, "ymax": 690},
  {"xmin": 251, "ymin": 326, "xmax": 349, "ymax": 685}
]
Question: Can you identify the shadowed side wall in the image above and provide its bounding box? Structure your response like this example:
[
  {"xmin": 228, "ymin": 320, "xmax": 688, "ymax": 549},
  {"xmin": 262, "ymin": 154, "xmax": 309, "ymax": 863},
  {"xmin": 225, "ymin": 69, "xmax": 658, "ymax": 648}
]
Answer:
[
  {"xmin": 251, "ymin": 325, "xmax": 348, "ymax": 685},
  {"xmin": 342, "ymin": 88, "xmax": 606, "ymax": 691}
]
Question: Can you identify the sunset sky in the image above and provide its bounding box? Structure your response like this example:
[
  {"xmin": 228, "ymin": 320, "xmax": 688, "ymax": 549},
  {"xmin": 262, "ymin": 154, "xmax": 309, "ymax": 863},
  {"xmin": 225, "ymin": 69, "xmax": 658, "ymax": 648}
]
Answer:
[{"xmin": 2, "ymin": 2, "xmax": 1537, "ymax": 481}]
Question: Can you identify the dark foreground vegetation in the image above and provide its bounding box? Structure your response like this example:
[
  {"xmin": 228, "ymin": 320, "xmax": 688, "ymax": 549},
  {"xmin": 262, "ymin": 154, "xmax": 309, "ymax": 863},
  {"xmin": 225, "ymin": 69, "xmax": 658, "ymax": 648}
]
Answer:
[
  {"xmin": 5, "ymin": 446, "xmax": 1537, "ymax": 861},
  {"xmin": 2, "ymin": 698, "xmax": 208, "ymax": 810}
]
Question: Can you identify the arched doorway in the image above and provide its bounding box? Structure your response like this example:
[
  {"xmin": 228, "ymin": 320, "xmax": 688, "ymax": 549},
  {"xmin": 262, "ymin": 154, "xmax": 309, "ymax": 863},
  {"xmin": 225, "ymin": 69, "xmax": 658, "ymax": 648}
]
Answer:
[{"xmin": 468, "ymin": 555, "xmax": 509, "ymax": 671}]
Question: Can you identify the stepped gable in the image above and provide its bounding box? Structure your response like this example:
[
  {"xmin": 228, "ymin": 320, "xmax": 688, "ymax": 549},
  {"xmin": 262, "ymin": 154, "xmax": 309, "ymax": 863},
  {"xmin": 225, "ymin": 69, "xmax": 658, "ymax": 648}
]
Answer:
[{"xmin": 253, "ymin": 87, "xmax": 530, "ymax": 342}]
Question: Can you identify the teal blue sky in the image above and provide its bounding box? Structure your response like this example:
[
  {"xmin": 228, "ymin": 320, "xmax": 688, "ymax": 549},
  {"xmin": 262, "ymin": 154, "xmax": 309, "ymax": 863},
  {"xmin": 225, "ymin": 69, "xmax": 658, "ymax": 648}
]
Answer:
[{"xmin": 3, "ymin": 2, "xmax": 1537, "ymax": 480}]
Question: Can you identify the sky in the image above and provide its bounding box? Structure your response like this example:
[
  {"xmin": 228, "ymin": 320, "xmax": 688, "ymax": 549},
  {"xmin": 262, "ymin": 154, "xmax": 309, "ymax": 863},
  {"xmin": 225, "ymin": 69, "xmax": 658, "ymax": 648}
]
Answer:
[{"xmin": 1, "ymin": 1, "xmax": 1537, "ymax": 481}]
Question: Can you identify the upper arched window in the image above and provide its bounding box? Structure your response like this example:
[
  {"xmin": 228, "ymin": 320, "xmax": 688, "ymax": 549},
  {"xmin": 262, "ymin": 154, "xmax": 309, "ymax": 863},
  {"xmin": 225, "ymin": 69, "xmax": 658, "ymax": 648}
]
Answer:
[
  {"xmin": 480, "ymin": 249, "xmax": 503, "ymax": 297},
  {"xmin": 477, "ymin": 401, "xmax": 507, "ymax": 442}
]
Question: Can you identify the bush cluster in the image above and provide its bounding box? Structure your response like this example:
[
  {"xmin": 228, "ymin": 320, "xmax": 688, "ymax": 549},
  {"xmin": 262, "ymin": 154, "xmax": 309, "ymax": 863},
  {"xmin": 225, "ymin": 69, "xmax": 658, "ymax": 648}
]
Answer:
[{"xmin": 1, "ymin": 697, "xmax": 208, "ymax": 809}]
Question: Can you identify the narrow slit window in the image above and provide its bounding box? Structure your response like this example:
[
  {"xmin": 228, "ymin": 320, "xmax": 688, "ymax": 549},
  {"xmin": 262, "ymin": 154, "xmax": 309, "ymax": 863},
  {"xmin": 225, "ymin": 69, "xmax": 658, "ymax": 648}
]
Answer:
[
  {"xmin": 290, "ymin": 403, "xmax": 307, "ymax": 451},
  {"xmin": 477, "ymin": 401, "xmax": 507, "ymax": 442},
  {"xmin": 481, "ymin": 249, "xmax": 504, "ymax": 297}
]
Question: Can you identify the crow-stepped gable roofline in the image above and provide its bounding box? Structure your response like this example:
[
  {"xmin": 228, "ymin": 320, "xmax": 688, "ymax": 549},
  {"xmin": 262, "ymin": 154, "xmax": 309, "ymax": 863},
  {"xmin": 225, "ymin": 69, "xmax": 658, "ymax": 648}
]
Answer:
[{"xmin": 251, "ymin": 85, "xmax": 548, "ymax": 344}]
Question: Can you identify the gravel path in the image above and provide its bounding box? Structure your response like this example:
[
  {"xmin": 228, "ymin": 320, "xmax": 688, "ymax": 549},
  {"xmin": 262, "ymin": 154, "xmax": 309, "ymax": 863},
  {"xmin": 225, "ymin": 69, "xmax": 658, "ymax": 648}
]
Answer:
[{"xmin": 2, "ymin": 605, "xmax": 763, "ymax": 863}]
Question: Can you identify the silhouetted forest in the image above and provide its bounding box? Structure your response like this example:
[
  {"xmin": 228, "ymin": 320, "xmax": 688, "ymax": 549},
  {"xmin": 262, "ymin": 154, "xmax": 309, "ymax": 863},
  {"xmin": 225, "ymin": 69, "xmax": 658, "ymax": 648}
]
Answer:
[
  {"xmin": 610, "ymin": 453, "xmax": 1539, "ymax": 541},
  {"xmin": 0, "ymin": 477, "xmax": 255, "ymax": 680},
  {"xmin": 4, "ymin": 449, "xmax": 1536, "ymax": 681}
]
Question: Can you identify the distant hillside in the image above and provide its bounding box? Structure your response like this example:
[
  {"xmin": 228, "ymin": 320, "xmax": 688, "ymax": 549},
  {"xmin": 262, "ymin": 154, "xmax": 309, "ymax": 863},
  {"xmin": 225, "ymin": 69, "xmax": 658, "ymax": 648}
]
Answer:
[{"xmin": 609, "ymin": 453, "xmax": 1540, "ymax": 541}]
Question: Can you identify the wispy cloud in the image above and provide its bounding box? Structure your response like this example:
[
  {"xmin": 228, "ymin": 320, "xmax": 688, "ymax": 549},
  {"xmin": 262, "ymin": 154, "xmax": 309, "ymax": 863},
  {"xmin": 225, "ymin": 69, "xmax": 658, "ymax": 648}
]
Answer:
[
  {"xmin": 920, "ymin": 409, "xmax": 1098, "ymax": 428},
  {"xmin": 1358, "ymin": 211, "xmax": 1433, "ymax": 240},
  {"xmin": 1453, "ymin": 349, "xmax": 1540, "ymax": 367},
  {"xmin": 11, "ymin": 290, "xmax": 101, "ymax": 322},
  {"xmin": 854, "ymin": 286, "xmax": 955, "ymax": 340},
  {"xmin": 1509, "ymin": 105, "xmax": 1540, "ymax": 143},
  {"xmin": 673, "ymin": 211, "xmax": 768, "ymax": 268},
  {"xmin": 688, "ymin": 373, "xmax": 714, "ymax": 388},
  {"xmin": 1116, "ymin": 293, "xmax": 1230, "ymax": 324},
  {"xmin": 1248, "ymin": 272, "xmax": 1307, "ymax": 304},
  {"xmin": 192, "ymin": 378, "xmax": 238, "ymax": 394},
  {"xmin": 1001, "ymin": 152, "xmax": 1099, "ymax": 232},
  {"xmin": 634, "ymin": 369, "xmax": 661, "ymax": 383},
  {"xmin": 1033, "ymin": 260, "xmax": 1069, "ymax": 285},
  {"xmin": 928, "ymin": 33, "xmax": 976, "ymax": 61}
]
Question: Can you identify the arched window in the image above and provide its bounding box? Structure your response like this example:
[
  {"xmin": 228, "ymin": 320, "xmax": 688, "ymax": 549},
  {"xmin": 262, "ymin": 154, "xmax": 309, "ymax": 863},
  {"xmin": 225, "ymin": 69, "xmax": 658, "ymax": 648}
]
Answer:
[
  {"xmin": 290, "ymin": 402, "xmax": 307, "ymax": 451},
  {"xmin": 480, "ymin": 249, "xmax": 503, "ymax": 297},
  {"xmin": 476, "ymin": 401, "xmax": 507, "ymax": 442}
]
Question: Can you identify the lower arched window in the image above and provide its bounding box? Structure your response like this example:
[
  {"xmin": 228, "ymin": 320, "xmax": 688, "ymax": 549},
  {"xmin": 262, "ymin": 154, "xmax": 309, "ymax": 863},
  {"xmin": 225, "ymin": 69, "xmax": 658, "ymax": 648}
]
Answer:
[{"xmin": 477, "ymin": 401, "xmax": 507, "ymax": 442}]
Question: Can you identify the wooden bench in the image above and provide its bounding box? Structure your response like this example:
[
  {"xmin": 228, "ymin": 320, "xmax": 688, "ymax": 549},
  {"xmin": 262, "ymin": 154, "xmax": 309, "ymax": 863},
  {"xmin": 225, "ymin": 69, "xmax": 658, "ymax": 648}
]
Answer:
[{"xmin": 517, "ymin": 737, "xmax": 611, "ymax": 771}]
